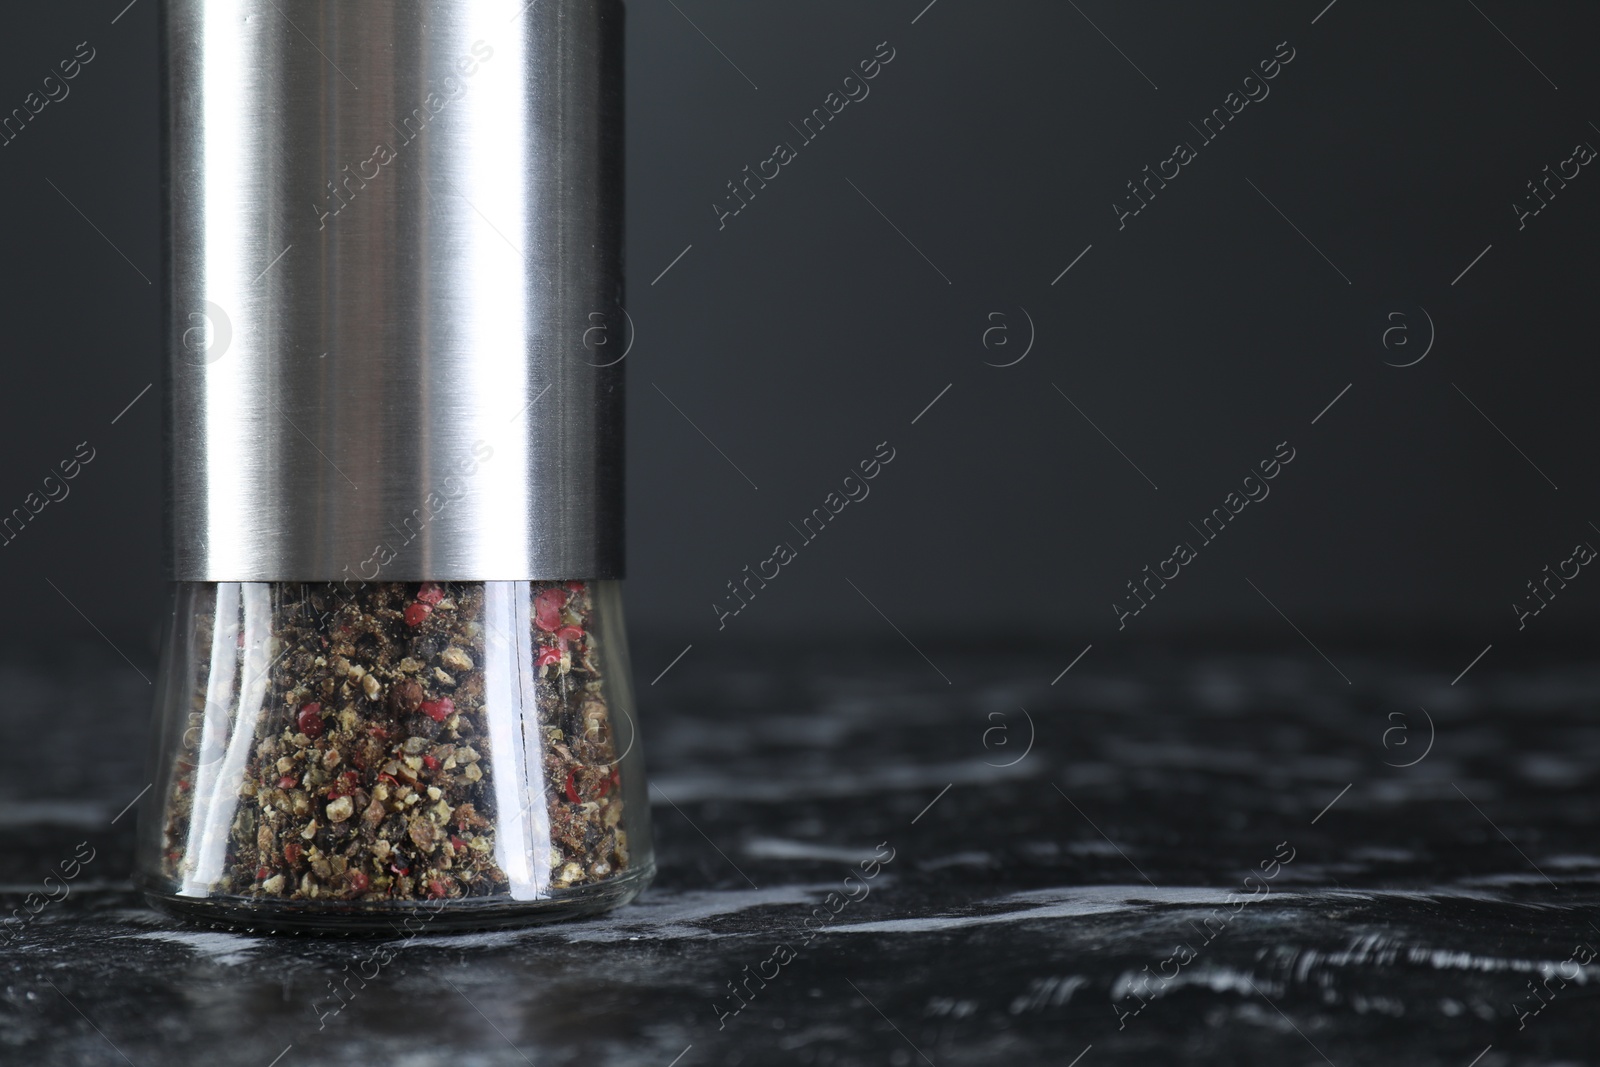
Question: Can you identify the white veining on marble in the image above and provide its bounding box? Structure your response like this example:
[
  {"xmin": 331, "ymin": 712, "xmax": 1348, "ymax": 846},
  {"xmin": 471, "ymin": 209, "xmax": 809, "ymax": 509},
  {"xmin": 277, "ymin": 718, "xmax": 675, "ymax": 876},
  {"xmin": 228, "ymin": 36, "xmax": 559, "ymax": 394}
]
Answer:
[
  {"xmin": 648, "ymin": 758, "xmax": 1033, "ymax": 804},
  {"xmin": 743, "ymin": 838, "xmax": 886, "ymax": 864},
  {"xmin": 123, "ymin": 929, "xmax": 264, "ymax": 966}
]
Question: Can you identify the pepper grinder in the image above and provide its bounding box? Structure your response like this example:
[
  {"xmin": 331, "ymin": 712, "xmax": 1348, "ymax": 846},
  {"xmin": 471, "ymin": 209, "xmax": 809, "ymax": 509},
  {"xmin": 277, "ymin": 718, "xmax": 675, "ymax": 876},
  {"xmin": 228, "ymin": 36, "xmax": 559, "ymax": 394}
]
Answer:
[{"xmin": 136, "ymin": 0, "xmax": 652, "ymax": 931}]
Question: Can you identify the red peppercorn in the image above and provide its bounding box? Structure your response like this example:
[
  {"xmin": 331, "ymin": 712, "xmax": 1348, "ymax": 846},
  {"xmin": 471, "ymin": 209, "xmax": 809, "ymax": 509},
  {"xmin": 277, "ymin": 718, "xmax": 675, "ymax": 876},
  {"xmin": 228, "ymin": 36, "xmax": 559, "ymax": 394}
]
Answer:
[
  {"xmin": 297, "ymin": 702, "xmax": 324, "ymax": 738},
  {"xmin": 565, "ymin": 580, "xmax": 585, "ymax": 592},
  {"xmin": 449, "ymin": 835, "xmax": 466, "ymax": 853},
  {"xmin": 277, "ymin": 775, "xmax": 298, "ymax": 790},
  {"xmin": 256, "ymin": 867, "xmax": 271, "ymax": 881},
  {"xmin": 564, "ymin": 768, "xmax": 581, "ymax": 804},
  {"xmin": 536, "ymin": 647, "xmax": 561, "ymax": 669},
  {"xmin": 423, "ymin": 755, "xmax": 440, "ymax": 771},
  {"xmin": 420, "ymin": 697, "xmax": 454, "ymax": 723},
  {"xmin": 348, "ymin": 870, "xmax": 370, "ymax": 893},
  {"xmin": 534, "ymin": 587, "xmax": 566, "ymax": 631},
  {"xmin": 556, "ymin": 625, "xmax": 584, "ymax": 650},
  {"xmin": 390, "ymin": 861, "xmax": 409, "ymax": 876},
  {"xmin": 428, "ymin": 880, "xmax": 447, "ymax": 899},
  {"xmin": 404, "ymin": 602, "xmax": 432, "ymax": 627},
  {"xmin": 283, "ymin": 843, "xmax": 303, "ymax": 865},
  {"xmin": 416, "ymin": 582, "xmax": 446, "ymax": 606}
]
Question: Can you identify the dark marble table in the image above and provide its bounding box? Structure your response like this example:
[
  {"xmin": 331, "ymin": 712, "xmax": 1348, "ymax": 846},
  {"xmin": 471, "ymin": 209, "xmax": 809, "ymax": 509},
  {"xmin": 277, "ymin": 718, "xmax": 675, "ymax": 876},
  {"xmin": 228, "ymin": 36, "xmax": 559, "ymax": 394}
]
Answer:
[{"xmin": 3, "ymin": 637, "xmax": 1598, "ymax": 1066}]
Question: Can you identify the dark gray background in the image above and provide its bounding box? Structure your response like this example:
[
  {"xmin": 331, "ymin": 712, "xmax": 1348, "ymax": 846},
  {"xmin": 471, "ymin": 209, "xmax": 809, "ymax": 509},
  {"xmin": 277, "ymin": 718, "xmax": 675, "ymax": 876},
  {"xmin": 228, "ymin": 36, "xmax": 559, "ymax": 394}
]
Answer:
[{"xmin": 0, "ymin": 0, "xmax": 1595, "ymax": 671}]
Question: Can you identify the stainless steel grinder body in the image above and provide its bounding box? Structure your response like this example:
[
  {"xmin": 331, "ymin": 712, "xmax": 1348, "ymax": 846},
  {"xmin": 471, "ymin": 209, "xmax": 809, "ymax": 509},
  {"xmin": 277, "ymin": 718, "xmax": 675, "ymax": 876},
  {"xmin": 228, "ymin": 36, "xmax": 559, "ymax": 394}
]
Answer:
[{"xmin": 164, "ymin": 0, "xmax": 625, "ymax": 583}]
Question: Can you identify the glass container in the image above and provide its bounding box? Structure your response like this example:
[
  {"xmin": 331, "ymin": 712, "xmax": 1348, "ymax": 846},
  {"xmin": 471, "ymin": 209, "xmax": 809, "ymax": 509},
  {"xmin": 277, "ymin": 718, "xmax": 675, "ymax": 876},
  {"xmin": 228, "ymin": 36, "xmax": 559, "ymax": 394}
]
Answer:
[{"xmin": 138, "ymin": 580, "xmax": 651, "ymax": 931}]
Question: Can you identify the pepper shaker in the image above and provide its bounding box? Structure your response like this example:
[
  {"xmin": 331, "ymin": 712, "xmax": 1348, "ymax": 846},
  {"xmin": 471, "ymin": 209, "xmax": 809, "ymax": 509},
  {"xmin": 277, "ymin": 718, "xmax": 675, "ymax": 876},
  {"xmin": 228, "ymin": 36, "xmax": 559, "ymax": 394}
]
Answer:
[{"xmin": 136, "ymin": 0, "xmax": 652, "ymax": 931}]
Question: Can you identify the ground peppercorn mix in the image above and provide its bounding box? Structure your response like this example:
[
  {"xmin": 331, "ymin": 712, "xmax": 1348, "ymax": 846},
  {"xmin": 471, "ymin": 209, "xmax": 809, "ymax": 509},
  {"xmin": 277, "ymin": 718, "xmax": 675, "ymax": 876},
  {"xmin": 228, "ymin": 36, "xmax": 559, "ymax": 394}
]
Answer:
[{"xmin": 138, "ymin": 579, "xmax": 652, "ymax": 930}]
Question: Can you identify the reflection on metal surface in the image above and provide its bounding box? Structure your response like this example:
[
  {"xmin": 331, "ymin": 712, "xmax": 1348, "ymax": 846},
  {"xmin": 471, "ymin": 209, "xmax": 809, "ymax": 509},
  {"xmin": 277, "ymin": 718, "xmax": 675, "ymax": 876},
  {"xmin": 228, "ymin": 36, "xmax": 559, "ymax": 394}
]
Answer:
[{"xmin": 166, "ymin": 1, "xmax": 625, "ymax": 582}]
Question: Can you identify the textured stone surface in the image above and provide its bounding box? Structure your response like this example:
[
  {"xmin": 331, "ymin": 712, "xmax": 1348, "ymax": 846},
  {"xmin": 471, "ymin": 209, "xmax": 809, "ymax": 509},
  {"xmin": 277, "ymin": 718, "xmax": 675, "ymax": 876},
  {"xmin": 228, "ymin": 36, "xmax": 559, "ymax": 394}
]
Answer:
[{"xmin": 1, "ymin": 640, "xmax": 1597, "ymax": 1065}]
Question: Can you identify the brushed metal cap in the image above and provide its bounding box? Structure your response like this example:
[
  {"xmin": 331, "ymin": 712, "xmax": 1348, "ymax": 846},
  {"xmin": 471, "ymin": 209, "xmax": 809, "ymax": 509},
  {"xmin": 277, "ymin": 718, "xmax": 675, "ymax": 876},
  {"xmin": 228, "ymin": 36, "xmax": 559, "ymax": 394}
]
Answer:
[{"xmin": 163, "ymin": 0, "xmax": 625, "ymax": 582}]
